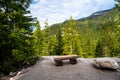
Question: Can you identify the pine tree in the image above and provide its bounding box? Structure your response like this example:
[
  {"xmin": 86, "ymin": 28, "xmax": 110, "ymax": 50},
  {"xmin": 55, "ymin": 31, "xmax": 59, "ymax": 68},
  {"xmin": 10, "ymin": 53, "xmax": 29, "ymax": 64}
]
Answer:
[
  {"xmin": 53, "ymin": 25, "xmax": 64, "ymax": 55},
  {"xmin": 42, "ymin": 19, "xmax": 52, "ymax": 55},
  {"xmin": 63, "ymin": 16, "xmax": 82, "ymax": 55},
  {"xmin": 115, "ymin": 0, "xmax": 120, "ymax": 57},
  {"xmin": 95, "ymin": 21, "xmax": 118, "ymax": 57},
  {"xmin": 0, "ymin": 0, "xmax": 34, "ymax": 75},
  {"xmin": 115, "ymin": 0, "xmax": 120, "ymax": 11},
  {"xmin": 80, "ymin": 21, "xmax": 95, "ymax": 57},
  {"xmin": 63, "ymin": 17, "xmax": 74, "ymax": 54},
  {"xmin": 33, "ymin": 20, "xmax": 43, "ymax": 56}
]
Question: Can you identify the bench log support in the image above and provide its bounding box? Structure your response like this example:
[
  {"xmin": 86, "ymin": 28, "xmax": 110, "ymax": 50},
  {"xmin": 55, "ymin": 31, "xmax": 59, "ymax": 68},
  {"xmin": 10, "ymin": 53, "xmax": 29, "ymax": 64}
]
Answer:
[
  {"xmin": 70, "ymin": 58, "xmax": 77, "ymax": 64},
  {"xmin": 55, "ymin": 60, "xmax": 63, "ymax": 66}
]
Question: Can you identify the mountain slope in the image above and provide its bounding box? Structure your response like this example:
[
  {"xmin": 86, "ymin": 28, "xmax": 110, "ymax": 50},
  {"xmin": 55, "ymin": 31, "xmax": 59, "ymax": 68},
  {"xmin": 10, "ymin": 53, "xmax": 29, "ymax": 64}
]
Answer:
[
  {"xmin": 78, "ymin": 9, "xmax": 111, "ymax": 21},
  {"xmin": 50, "ymin": 8, "xmax": 118, "ymax": 34}
]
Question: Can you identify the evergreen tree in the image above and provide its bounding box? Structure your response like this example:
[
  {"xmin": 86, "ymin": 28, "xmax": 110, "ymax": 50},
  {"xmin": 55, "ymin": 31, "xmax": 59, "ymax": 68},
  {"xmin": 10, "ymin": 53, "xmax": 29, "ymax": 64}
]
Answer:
[
  {"xmin": 0, "ymin": 0, "xmax": 34, "ymax": 75},
  {"xmin": 73, "ymin": 30, "xmax": 83, "ymax": 56},
  {"xmin": 81, "ymin": 21, "xmax": 95, "ymax": 57},
  {"xmin": 53, "ymin": 25, "xmax": 64, "ymax": 55},
  {"xmin": 63, "ymin": 16, "xmax": 82, "ymax": 55},
  {"xmin": 33, "ymin": 20, "xmax": 43, "ymax": 56},
  {"xmin": 115, "ymin": 0, "xmax": 120, "ymax": 11},
  {"xmin": 63, "ymin": 17, "xmax": 74, "ymax": 54},
  {"xmin": 95, "ymin": 21, "xmax": 118, "ymax": 57},
  {"xmin": 115, "ymin": 0, "xmax": 120, "ymax": 57},
  {"xmin": 42, "ymin": 19, "xmax": 52, "ymax": 55}
]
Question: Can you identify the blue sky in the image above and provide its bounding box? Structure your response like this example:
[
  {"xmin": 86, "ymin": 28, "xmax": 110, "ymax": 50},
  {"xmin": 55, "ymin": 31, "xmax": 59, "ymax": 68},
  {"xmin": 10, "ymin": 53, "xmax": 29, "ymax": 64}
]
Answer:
[{"xmin": 30, "ymin": 0, "xmax": 115, "ymax": 28}]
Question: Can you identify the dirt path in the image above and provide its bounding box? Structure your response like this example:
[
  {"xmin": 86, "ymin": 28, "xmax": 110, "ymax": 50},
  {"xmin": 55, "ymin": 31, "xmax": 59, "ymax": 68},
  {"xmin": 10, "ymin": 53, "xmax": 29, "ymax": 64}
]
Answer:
[{"xmin": 10, "ymin": 57, "xmax": 120, "ymax": 80}]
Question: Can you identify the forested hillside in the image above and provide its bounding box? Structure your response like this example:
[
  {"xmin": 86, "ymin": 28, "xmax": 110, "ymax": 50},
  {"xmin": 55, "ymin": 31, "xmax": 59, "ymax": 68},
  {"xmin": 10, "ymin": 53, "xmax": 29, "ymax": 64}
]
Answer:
[
  {"xmin": 47, "ymin": 8, "xmax": 120, "ymax": 57},
  {"xmin": 0, "ymin": 0, "xmax": 120, "ymax": 77},
  {"xmin": 50, "ymin": 9, "xmax": 118, "ymax": 34}
]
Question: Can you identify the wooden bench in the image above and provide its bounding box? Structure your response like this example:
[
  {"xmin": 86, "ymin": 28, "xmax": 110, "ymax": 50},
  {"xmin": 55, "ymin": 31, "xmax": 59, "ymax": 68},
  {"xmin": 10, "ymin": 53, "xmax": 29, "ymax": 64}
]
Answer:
[{"xmin": 54, "ymin": 55, "xmax": 78, "ymax": 66}]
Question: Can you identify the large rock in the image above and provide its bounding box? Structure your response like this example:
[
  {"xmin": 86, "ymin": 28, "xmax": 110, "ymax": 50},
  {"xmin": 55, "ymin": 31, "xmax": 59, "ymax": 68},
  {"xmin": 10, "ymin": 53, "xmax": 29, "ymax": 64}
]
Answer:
[
  {"xmin": 9, "ymin": 57, "xmax": 120, "ymax": 80},
  {"xmin": 93, "ymin": 58, "xmax": 119, "ymax": 69}
]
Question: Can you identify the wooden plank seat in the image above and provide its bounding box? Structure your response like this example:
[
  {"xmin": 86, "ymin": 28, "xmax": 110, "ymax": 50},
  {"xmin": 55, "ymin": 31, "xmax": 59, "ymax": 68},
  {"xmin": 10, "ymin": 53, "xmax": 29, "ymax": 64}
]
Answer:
[{"xmin": 54, "ymin": 55, "xmax": 78, "ymax": 66}]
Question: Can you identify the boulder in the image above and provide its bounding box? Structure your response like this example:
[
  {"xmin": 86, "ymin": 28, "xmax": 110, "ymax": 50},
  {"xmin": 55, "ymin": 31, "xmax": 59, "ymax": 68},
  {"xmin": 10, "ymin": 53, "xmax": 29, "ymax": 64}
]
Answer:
[{"xmin": 93, "ymin": 58, "xmax": 119, "ymax": 69}]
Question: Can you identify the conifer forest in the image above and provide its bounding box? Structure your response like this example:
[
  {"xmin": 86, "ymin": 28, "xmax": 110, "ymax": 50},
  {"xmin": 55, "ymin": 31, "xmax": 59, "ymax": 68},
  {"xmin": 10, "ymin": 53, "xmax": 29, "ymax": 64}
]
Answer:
[{"xmin": 0, "ymin": 0, "xmax": 120, "ymax": 76}]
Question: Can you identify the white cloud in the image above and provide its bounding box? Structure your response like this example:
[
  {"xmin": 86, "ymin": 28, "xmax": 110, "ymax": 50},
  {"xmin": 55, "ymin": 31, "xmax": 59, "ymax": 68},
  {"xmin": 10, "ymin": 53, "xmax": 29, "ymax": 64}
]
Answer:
[{"xmin": 30, "ymin": 0, "xmax": 115, "ymax": 29}]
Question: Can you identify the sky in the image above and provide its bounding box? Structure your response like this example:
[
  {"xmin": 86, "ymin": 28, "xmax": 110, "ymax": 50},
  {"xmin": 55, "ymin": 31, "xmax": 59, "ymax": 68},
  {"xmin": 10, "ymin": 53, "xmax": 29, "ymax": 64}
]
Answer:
[{"xmin": 29, "ymin": 0, "xmax": 115, "ymax": 29}]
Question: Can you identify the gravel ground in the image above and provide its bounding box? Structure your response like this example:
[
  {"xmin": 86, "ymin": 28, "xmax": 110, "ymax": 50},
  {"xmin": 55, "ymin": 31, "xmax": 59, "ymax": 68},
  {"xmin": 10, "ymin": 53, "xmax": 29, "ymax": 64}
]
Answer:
[{"xmin": 10, "ymin": 57, "xmax": 120, "ymax": 80}]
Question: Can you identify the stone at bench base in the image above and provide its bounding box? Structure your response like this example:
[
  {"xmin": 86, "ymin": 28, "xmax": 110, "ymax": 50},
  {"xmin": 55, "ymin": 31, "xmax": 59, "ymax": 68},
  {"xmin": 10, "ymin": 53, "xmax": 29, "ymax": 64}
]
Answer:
[
  {"xmin": 55, "ymin": 60, "xmax": 63, "ymax": 66},
  {"xmin": 70, "ymin": 58, "xmax": 77, "ymax": 64}
]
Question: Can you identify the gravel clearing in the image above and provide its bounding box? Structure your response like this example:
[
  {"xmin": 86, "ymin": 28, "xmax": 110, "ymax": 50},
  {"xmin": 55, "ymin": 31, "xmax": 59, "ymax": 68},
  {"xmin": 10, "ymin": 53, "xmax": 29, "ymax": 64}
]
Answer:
[{"xmin": 10, "ymin": 56, "xmax": 120, "ymax": 80}]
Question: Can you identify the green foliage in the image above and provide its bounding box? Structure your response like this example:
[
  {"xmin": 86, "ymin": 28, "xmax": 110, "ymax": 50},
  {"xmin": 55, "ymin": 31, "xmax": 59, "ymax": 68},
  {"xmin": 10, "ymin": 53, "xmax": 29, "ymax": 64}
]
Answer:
[
  {"xmin": 63, "ymin": 17, "xmax": 75, "ymax": 54},
  {"xmin": 41, "ymin": 20, "xmax": 54, "ymax": 55},
  {"xmin": 53, "ymin": 25, "xmax": 64, "ymax": 55},
  {"xmin": 62, "ymin": 16, "xmax": 83, "ymax": 56},
  {"xmin": 115, "ymin": 0, "xmax": 120, "ymax": 11},
  {"xmin": 80, "ymin": 21, "xmax": 96, "ymax": 57},
  {"xmin": 0, "ymin": 0, "xmax": 120, "ymax": 76},
  {"xmin": 0, "ymin": 0, "xmax": 34, "ymax": 75},
  {"xmin": 114, "ymin": 0, "xmax": 120, "ymax": 57},
  {"xmin": 33, "ymin": 20, "xmax": 43, "ymax": 56},
  {"xmin": 50, "ymin": 9, "xmax": 119, "ymax": 58},
  {"xmin": 95, "ymin": 21, "xmax": 119, "ymax": 57}
]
